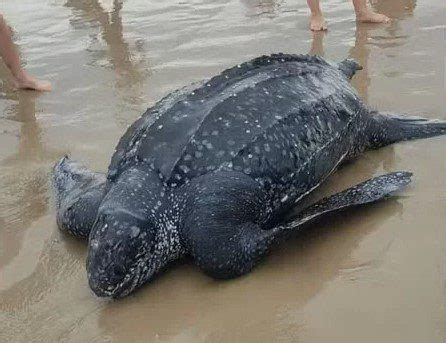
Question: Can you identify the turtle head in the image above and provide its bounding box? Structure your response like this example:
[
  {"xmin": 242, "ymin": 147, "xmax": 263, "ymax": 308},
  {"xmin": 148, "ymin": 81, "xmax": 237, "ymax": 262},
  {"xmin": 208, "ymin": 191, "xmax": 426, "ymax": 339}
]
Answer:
[
  {"xmin": 86, "ymin": 207, "xmax": 159, "ymax": 298},
  {"xmin": 86, "ymin": 166, "xmax": 181, "ymax": 298}
]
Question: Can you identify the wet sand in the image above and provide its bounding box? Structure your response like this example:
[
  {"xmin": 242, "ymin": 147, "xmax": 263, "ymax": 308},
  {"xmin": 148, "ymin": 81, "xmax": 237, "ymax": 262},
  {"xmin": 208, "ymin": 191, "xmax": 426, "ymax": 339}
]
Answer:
[{"xmin": 0, "ymin": 0, "xmax": 445, "ymax": 342}]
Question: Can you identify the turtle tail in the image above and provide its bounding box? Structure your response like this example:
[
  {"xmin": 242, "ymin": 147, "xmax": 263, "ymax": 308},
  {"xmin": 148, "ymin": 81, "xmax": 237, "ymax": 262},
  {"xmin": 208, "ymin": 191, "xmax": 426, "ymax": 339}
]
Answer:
[
  {"xmin": 338, "ymin": 59, "xmax": 362, "ymax": 79},
  {"xmin": 368, "ymin": 112, "xmax": 446, "ymax": 148}
]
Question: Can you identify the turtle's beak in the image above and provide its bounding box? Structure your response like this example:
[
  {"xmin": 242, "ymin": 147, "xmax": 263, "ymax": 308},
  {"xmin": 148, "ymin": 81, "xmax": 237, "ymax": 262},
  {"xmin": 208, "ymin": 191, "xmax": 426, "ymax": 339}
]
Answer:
[{"xmin": 88, "ymin": 264, "xmax": 140, "ymax": 298}]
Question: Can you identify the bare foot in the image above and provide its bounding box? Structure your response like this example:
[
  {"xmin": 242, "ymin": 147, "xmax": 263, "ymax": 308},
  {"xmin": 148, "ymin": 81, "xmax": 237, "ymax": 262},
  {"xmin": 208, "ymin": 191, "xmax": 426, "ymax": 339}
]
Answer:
[
  {"xmin": 13, "ymin": 70, "xmax": 51, "ymax": 91},
  {"xmin": 357, "ymin": 10, "xmax": 390, "ymax": 24},
  {"xmin": 309, "ymin": 14, "xmax": 327, "ymax": 31}
]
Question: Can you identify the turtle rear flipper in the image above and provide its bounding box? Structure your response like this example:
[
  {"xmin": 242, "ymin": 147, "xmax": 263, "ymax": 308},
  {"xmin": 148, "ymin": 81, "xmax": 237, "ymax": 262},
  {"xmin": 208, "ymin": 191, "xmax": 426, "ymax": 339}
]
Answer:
[
  {"xmin": 368, "ymin": 112, "xmax": 446, "ymax": 148},
  {"xmin": 53, "ymin": 156, "xmax": 106, "ymax": 238}
]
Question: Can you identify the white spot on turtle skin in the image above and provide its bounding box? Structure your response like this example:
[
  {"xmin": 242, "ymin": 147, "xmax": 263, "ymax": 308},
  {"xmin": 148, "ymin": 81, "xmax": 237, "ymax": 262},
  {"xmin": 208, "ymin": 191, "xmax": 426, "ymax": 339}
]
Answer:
[
  {"xmin": 130, "ymin": 226, "xmax": 140, "ymax": 238},
  {"xmin": 91, "ymin": 239, "xmax": 99, "ymax": 250},
  {"xmin": 281, "ymin": 195, "xmax": 289, "ymax": 203},
  {"xmin": 179, "ymin": 165, "xmax": 190, "ymax": 173},
  {"xmin": 158, "ymin": 125, "xmax": 163, "ymax": 130}
]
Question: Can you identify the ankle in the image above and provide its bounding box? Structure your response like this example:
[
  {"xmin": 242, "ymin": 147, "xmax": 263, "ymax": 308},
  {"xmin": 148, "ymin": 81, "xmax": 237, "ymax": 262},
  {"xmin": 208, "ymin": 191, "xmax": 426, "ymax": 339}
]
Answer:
[
  {"xmin": 311, "ymin": 11, "xmax": 323, "ymax": 18},
  {"xmin": 12, "ymin": 69, "xmax": 29, "ymax": 81},
  {"xmin": 356, "ymin": 8, "xmax": 372, "ymax": 18}
]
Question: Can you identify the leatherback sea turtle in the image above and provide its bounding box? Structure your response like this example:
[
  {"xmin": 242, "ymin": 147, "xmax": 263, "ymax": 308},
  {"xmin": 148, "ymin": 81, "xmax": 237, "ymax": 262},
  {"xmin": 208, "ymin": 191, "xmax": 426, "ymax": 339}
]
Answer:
[{"xmin": 53, "ymin": 54, "xmax": 446, "ymax": 298}]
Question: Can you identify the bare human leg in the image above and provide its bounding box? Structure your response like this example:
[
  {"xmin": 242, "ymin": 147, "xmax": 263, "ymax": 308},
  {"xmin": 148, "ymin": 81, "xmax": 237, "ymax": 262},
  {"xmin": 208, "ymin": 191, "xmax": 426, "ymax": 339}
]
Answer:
[
  {"xmin": 0, "ymin": 13, "xmax": 51, "ymax": 91},
  {"xmin": 307, "ymin": 0, "xmax": 327, "ymax": 31},
  {"xmin": 352, "ymin": 0, "xmax": 390, "ymax": 23}
]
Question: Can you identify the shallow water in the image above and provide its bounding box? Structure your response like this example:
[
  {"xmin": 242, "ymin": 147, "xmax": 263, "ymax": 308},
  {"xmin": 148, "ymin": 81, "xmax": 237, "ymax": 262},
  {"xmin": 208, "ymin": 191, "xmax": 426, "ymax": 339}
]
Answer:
[{"xmin": 0, "ymin": 0, "xmax": 445, "ymax": 342}]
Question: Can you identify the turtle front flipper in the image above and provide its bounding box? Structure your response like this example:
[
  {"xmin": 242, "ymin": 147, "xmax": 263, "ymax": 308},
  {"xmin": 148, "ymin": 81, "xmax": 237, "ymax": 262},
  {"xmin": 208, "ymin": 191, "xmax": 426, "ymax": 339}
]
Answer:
[
  {"xmin": 183, "ymin": 171, "xmax": 412, "ymax": 280},
  {"xmin": 53, "ymin": 156, "xmax": 106, "ymax": 238},
  {"xmin": 182, "ymin": 171, "xmax": 275, "ymax": 279},
  {"xmin": 274, "ymin": 171, "xmax": 412, "ymax": 236}
]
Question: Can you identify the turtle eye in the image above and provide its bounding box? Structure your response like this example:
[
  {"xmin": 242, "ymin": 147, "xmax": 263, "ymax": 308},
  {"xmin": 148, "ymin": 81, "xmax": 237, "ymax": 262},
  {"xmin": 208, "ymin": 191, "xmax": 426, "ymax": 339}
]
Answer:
[{"xmin": 113, "ymin": 264, "xmax": 126, "ymax": 279}]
